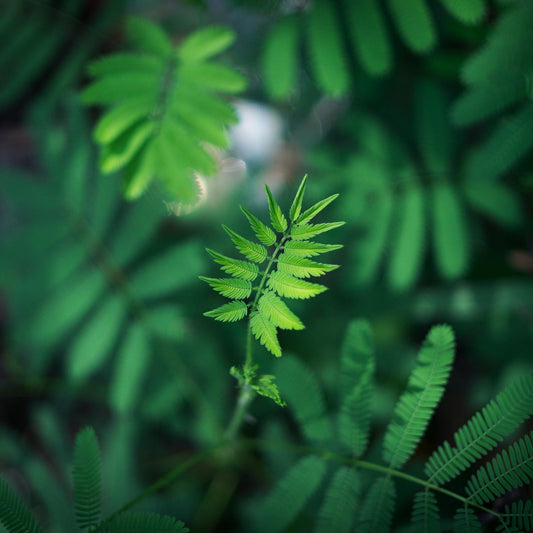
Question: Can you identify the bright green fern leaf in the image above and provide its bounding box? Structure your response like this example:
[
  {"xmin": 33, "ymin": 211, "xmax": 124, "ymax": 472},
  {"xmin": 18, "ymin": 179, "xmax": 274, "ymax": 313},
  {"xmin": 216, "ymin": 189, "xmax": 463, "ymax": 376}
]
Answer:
[
  {"xmin": 258, "ymin": 291, "xmax": 304, "ymax": 330},
  {"xmin": 223, "ymin": 225, "xmax": 268, "ymax": 263},
  {"xmin": 267, "ymin": 271, "xmax": 327, "ymax": 300},
  {"xmin": 82, "ymin": 16, "xmax": 246, "ymax": 201},
  {"xmin": 277, "ymin": 253, "xmax": 339, "ymax": 278},
  {"xmin": 296, "ymin": 194, "xmax": 339, "ymax": 225},
  {"xmin": 199, "ymin": 276, "xmax": 252, "ymax": 300},
  {"xmin": 425, "ymin": 373, "xmax": 533, "ymax": 485},
  {"xmin": 206, "ymin": 248, "xmax": 260, "ymax": 281},
  {"xmin": 73, "ymin": 427, "xmax": 102, "ymax": 530},
  {"xmin": 240, "ymin": 206, "xmax": 277, "ymax": 246},
  {"xmin": 204, "ymin": 301, "xmax": 248, "ymax": 322},
  {"xmin": 250, "ymin": 310, "xmax": 282, "ymax": 357},
  {"xmin": 500, "ymin": 500, "xmax": 533, "ymax": 532},
  {"xmin": 0, "ymin": 477, "xmax": 43, "ymax": 533},
  {"xmin": 383, "ymin": 325, "xmax": 455, "ymax": 469},
  {"xmin": 202, "ymin": 176, "xmax": 342, "ymax": 360},
  {"xmin": 265, "ymin": 184, "xmax": 288, "ymax": 232}
]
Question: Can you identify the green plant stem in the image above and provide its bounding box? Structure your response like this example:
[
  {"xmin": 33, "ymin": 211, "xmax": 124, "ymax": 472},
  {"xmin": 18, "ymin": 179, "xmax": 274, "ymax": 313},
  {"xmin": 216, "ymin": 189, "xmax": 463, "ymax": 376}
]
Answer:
[
  {"xmin": 100, "ymin": 447, "xmax": 220, "ymax": 528},
  {"xmin": 225, "ymin": 231, "xmax": 291, "ymax": 443},
  {"xmin": 245, "ymin": 438, "xmax": 506, "ymax": 521}
]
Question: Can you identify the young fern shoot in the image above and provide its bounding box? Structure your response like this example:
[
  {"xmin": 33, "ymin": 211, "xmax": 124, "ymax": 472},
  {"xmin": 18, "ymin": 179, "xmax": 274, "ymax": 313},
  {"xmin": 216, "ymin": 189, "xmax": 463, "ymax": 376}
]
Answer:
[{"xmin": 201, "ymin": 175, "xmax": 343, "ymax": 406}]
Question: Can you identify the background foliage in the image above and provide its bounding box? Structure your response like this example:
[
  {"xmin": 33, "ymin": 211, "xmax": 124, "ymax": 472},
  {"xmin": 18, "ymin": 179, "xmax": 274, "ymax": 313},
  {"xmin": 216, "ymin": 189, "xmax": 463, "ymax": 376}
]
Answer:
[{"xmin": 1, "ymin": 0, "xmax": 532, "ymax": 531}]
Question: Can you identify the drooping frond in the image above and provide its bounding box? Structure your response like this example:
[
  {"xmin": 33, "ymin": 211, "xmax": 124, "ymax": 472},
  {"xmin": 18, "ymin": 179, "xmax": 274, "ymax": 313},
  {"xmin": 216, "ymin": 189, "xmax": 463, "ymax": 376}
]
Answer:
[
  {"xmin": 99, "ymin": 512, "xmax": 189, "ymax": 532},
  {"xmin": 223, "ymin": 226, "xmax": 268, "ymax": 263},
  {"xmin": 250, "ymin": 310, "xmax": 282, "ymax": 357},
  {"xmin": 82, "ymin": 17, "xmax": 246, "ymax": 201},
  {"xmin": 383, "ymin": 325, "xmax": 455, "ymax": 469},
  {"xmin": 465, "ymin": 432, "xmax": 533, "ymax": 505},
  {"xmin": 204, "ymin": 301, "xmax": 248, "ymax": 322},
  {"xmin": 453, "ymin": 506, "xmax": 482, "ymax": 533},
  {"xmin": 277, "ymin": 356, "xmax": 333, "ymax": 442},
  {"xmin": 267, "ymin": 271, "xmax": 327, "ymax": 300},
  {"xmin": 258, "ymin": 291, "xmax": 304, "ymax": 330},
  {"xmin": 410, "ymin": 490, "xmax": 440, "ymax": 533},
  {"xmin": 199, "ymin": 277, "xmax": 252, "ymax": 300},
  {"xmin": 206, "ymin": 248, "xmax": 260, "ymax": 281},
  {"xmin": 314, "ymin": 467, "xmax": 360, "ymax": 533},
  {"xmin": 253, "ymin": 456, "xmax": 327, "ymax": 533},
  {"xmin": 277, "ymin": 253, "xmax": 339, "ymax": 278},
  {"xmin": 73, "ymin": 427, "xmax": 102, "ymax": 530},
  {"xmin": 202, "ymin": 175, "xmax": 342, "ymax": 359},
  {"xmin": 338, "ymin": 320, "xmax": 375, "ymax": 457},
  {"xmin": 0, "ymin": 478, "xmax": 43, "ymax": 533},
  {"xmin": 357, "ymin": 476, "xmax": 396, "ymax": 533},
  {"xmin": 425, "ymin": 374, "xmax": 533, "ymax": 485}
]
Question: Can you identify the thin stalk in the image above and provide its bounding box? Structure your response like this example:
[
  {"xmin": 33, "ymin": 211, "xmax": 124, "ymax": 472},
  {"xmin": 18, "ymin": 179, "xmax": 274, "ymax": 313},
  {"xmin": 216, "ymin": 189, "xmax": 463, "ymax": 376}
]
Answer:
[{"xmin": 225, "ymin": 229, "xmax": 291, "ymax": 442}]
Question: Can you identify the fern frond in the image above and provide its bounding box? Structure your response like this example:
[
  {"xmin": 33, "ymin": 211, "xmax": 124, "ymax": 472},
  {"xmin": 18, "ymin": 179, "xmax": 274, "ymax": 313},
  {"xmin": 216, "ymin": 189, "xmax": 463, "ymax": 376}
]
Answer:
[
  {"xmin": 222, "ymin": 226, "xmax": 268, "ymax": 263},
  {"xmin": 253, "ymin": 456, "xmax": 327, "ymax": 533},
  {"xmin": 425, "ymin": 374, "xmax": 533, "ymax": 485},
  {"xmin": 358, "ymin": 476, "xmax": 396, "ymax": 533},
  {"xmin": 277, "ymin": 356, "xmax": 333, "ymax": 442},
  {"xmin": 206, "ymin": 248, "xmax": 259, "ymax": 281},
  {"xmin": 73, "ymin": 427, "xmax": 102, "ymax": 530},
  {"xmin": 338, "ymin": 320, "xmax": 375, "ymax": 457},
  {"xmin": 250, "ymin": 310, "xmax": 281, "ymax": 357},
  {"xmin": 500, "ymin": 500, "xmax": 533, "ymax": 532},
  {"xmin": 258, "ymin": 291, "xmax": 304, "ymax": 330},
  {"xmin": 83, "ymin": 17, "xmax": 245, "ymax": 201},
  {"xmin": 240, "ymin": 206, "xmax": 277, "ymax": 246},
  {"xmin": 289, "ymin": 174, "xmax": 307, "ymax": 222},
  {"xmin": 265, "ymin": 184, "xmax": 288, "ymax": 232},
  {"xmin": 410, "ymin": 490, "xmax": 440, "ymax": 533},
  {"xmin": 204, "ymin": 301, "xmax": 248, "ymax": 322},
  {"xmin": 100, "ymin": 512, "xmax": 189, "ymax": 532},
  {"xmin": 284, "ymin": 240, "xmax": 343, "ymax": 258},
  {"xmin": 314, "ymin": 467, "xmax": 360, "ymax": 533},
  {"xmin": 0, "ymin": 478, "xmax": 43, "ymax": 533},
  {"xmin": 267, "ymin": 271, "xmax": 327, "ymax": 299},
  {"xmin": 199, "ymin": 276, "xmax": 252, "ymax": 300},
  {"xmin": 277, "ymin": 253, "xmax": 339, "ymax": 278},
  {"xmin": 383, "ymin": 325, "xmax": 455, "ymax": 469},
  {"xmin": 465, "ymin": 432, "xmax": 533, "ymax": 505},
  {"xmin": 453, "ymin": 507, "xmax": 481, "ymax": 533}
]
